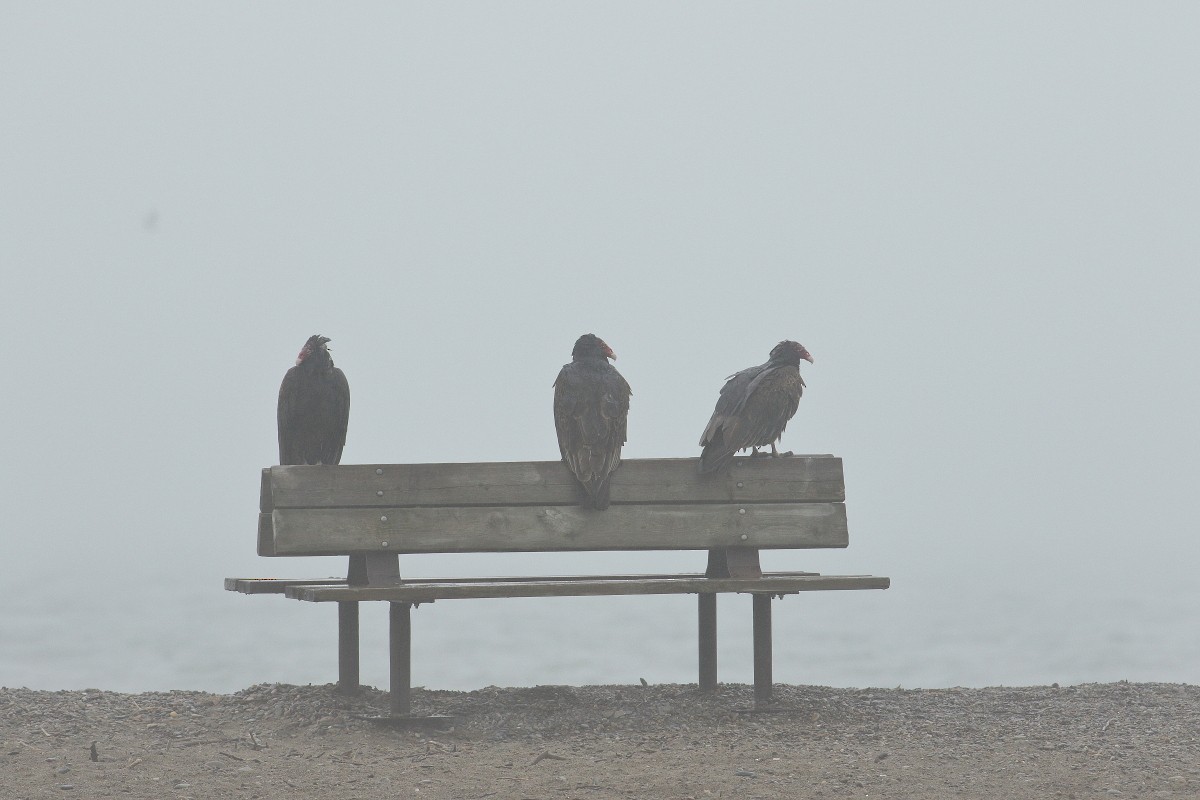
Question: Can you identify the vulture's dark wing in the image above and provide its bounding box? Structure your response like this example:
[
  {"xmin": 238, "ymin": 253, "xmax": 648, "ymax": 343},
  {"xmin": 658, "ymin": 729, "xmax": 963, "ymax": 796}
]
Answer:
[
  {"xmin": 553, "ymin": 363, "xmax": 631, "ymax": 509},
  {"xmin": 699, "ymin": 365, "xmax": 764, "ymax": 436},
  {"xmin": 320, "ymin": 366, "xmax": 351, "ymax": 465},
  {"xmin": 728, "ymin": 366, "xmax": 804, "ymax": 449},
  {"xmin": 277, "ymin": 365, "xmax": 350, "ymax": 465},
  {"xmin": 277, "ymin": 365, "xmax": 303, "ymax": 465},
  {"xmin": 699, "ymin": 362, "xmax": 803, "ymax": 473},
  {"xmin": 698, "ymin": 363, "xmax": 769, "ymax": 449}
]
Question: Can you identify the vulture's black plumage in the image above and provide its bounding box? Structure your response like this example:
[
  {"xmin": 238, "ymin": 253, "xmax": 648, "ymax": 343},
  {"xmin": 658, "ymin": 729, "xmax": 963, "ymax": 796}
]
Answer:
[
  {"xmin": 553, "ymin": 334, "xmax": 632, "ymax": 510},
  {"xmin": 698, "ymin": 340, "xmax": 813, "ymax": 474},
  {"xmin": 277, "ymin": 334, "xmax": 350, "ymax": 465}
]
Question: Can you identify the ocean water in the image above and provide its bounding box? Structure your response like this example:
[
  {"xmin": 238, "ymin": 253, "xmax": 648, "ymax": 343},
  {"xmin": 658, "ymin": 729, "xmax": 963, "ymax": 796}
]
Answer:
[{"xmin": 3, "ymin": 555, "xmax": 1197, "ymax": 694}]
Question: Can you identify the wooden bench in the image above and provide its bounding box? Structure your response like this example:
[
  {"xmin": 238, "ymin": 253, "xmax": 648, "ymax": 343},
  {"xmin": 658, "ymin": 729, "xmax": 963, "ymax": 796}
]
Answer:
[{"xmin": 225, "ymin": 455, "xmax": 889, "ymax": 717}]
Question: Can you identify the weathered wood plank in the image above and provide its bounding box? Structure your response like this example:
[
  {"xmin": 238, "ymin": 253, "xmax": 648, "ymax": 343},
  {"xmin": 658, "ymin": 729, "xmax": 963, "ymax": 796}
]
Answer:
[
  {"xmin": 259, "ymin": 468, "xmax": 273, "ymax": 513},
  {"xmin": 258, "ymin": 513, "xmax": 276, "ymax": 556},
  {"xmin": 225, "ymin": 578, "xmax": 348, "ymax": 594},
  {"xmin": 226, "ymin": 570, "xmax": 824, "ymax": 593},
  {"xmin": 265, "ymin": 502, "xmax": 849, "ymax": 556},
  {"xmin": 286, "ymin": 574, "xmax": 891, "ymax": 602},
  {"xmin": 264, "ymin": 456, "xmax": 845, "ymax": 510}
]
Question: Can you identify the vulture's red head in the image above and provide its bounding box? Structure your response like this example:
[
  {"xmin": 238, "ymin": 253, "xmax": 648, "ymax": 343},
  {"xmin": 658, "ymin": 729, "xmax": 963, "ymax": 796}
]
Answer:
[
  {"xmin": 296, "ymin": 334, "xmax": 331, "ymax": 366},
  {"xmin": 572, "ymin": 333, "xmax": 616, "ymax": 361},
  {"xmin": 770, "ymin": 340, "xmax": 814, "ymax": 366}
]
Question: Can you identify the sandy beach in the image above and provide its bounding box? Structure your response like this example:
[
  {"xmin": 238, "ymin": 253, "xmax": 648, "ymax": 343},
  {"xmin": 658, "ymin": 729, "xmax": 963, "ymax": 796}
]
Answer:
[{"xmin": 2, "ymin": 681, "xmax": 1196, "ymax": 799}]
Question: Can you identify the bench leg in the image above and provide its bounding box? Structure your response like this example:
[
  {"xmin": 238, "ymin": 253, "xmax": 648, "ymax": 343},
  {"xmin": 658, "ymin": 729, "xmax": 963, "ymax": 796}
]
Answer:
[
  {"xmin": 337, "ymin": 601, "xmax": 360, "ymax": 694},
  {"xmin": 752, "ymin": 594, "xmax": 773, "ymax": 703},
  {"xmin": 698, "ymin": 593, "xmax": 717, "ymax": 691},
  {"xmin": 389, "ymin": 602, "xmax": 412, "ymax": 717}
]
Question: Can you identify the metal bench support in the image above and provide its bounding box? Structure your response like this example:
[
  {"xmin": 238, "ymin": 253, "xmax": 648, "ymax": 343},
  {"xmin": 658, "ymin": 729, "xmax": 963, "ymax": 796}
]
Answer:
[
  {"xmin": 340, "ymin": 551, "xmax": 401, "ymax": 697},
  {"xmin": 752, "ymin": 594, "xmax": 773, "ymax": 703},
  {"xmin": 337, "ymin": 601, "xmax": 360, "ymax": 693},
  {"xmin": 390, "ymin": 602, "xmax": 412, "ymax": 717},
  {"xmin": 698, "ymin": 593, "xmax": 717, "ymax": 690}
]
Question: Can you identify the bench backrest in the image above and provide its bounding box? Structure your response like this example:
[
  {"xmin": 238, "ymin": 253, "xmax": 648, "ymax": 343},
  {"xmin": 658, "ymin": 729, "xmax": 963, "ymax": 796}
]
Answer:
[{"xmin": 259, "ymin": 456, "xmax": 849, "ymax": 557}]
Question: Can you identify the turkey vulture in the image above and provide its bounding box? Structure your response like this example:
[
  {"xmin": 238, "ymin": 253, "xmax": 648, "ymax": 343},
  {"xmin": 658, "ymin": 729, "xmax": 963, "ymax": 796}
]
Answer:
[
  {"xmin": 553, "ymin": 334, "xmax": 632, "ymax": 510},
  {"xmin": 277, "ymin": 334, "xmax": 350, "ymax": 465},
  {"xmin": 698, "ymin": 340, "xmax": 814, "ymax": 474}
]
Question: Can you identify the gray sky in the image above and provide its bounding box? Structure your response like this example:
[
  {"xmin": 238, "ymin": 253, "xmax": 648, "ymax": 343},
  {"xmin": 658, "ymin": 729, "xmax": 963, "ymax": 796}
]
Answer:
[{"xmin": 2, "ymin": 3, "xmax": 1198, "ymax": 690}]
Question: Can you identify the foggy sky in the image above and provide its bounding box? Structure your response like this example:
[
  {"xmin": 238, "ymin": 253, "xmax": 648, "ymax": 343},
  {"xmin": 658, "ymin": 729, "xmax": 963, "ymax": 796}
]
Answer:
[{"xmin": 2, "ymin": 3, "xmax": 1198, "ymax": 691}]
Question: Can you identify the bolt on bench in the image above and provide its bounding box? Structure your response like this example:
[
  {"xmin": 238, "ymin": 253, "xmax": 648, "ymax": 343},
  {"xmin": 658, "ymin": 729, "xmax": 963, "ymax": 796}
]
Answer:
[{"xmin": 225, "ymin": 456, "xmax": 889, "ymax": 717}]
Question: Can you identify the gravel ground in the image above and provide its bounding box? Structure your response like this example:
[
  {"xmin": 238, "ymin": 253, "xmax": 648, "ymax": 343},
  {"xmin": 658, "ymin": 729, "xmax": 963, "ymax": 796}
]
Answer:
[{"xmin": 2, "ymin": 681, "xmax": 1197, "ymax": 799}]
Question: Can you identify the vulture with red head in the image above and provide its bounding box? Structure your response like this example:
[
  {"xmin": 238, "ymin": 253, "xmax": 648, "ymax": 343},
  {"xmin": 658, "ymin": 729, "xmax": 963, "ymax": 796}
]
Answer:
[
  {"xmin": 277, "ymin": 334, "xmax": 350, "ymax": 465},
  {"xmin": 553, "ymin": 334, "xmax": 632, "ymax": 510},
  {"xmin": 698, "ymin": 340, "xmax": 814, "ymax": 474}
]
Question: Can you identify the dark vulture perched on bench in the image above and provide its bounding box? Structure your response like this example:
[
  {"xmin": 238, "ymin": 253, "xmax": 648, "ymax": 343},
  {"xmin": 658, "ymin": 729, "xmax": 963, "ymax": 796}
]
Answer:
[
  {"xmin": 277, "ymin": 334, "xmax": 350, "ymax": 465},
  {"xmin": 698, "ymin": 340, "xmax": 813, "ymax": 474},
  {"xmin": 552, "ymin": 333, "xmax": 632, "ymax": 510}
]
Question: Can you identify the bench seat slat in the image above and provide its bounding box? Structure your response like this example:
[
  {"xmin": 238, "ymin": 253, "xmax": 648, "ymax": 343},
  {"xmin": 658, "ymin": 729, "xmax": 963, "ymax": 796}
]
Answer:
[
  {"xmin": 225, "ymin": 570, "xmax": 827, "ymax": 594},
  {"xmin": 225, "ymin": 578, "xmax": 348, "ymax": 594},
  {"xmin": 263, "ymin": 456, "xmax": 845, "ymax": 511},
  {"xmin": 284, "ymin": 574, "xmax": 890, "ymax": 602},
  {"xmin": 264, "ymin": 502, "xmax": 849, "ymax": 556}
]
